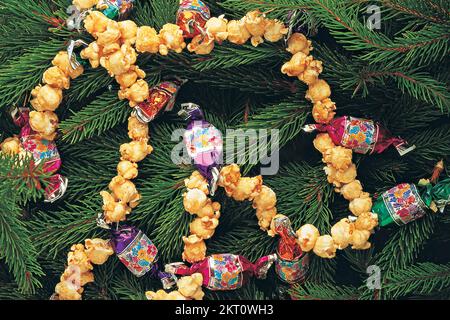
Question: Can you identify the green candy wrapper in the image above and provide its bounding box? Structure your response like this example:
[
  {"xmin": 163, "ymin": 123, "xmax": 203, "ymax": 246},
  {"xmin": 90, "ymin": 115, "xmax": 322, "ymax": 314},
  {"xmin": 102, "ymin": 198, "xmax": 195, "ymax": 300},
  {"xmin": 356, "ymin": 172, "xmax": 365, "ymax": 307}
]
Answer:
[
  {"xmin": 372, "ymin": 178, "xmax": 450, "ymax": 227},
  {"xmin": 422, "ymin": 178, "xmax": 450, "ymax": 213}
]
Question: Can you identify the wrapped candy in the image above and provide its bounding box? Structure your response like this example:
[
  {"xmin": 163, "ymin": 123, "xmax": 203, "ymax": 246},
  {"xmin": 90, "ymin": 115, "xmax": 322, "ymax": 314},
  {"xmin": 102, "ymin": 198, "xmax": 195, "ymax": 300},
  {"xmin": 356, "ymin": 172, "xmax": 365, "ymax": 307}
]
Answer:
[
  {"xmin": 97, "ymin": 0, "xmax": 135, "ymax": 20},
  {"xmin": 165, "ymin": 253, "xmax": 276, "ymax": 291},
  {"xmin": 178, "ymin": 103, "xmax": 223, "ymax": 196},
  {"xmin": 275, "ymin": 253, "xmax": 309, "ymax": 284},
  {"xmin": 372, "ymin": 178, "xmax": 450, "ymax": 227},
  {"xmin": 67, "ymin": 0, "xmax": 135, "ymax": 31},
  {"xmin": 304, "ymin": 116, "xmax": 416, "ymax": 156},
  {"xmin": 10, "ymin": 107, "xmax": 68, "ymax": 203},
  {"xmin": 108, "ymin": 225, "xmax": 176, "ymax": 288},
  {"xmin": 177, "ymin": 0, "xmax": 211, "ymax": 39},
  {"xmin": 269, "ymin": 215, "xmax": 302, "ymax": 260},
  {"xmin": 133, "ymin": 79, "xmax": 185, "ymax": 123},
  {"xmin": 270, "ymin": 215, "xmax": 309, "ymax": 284}
]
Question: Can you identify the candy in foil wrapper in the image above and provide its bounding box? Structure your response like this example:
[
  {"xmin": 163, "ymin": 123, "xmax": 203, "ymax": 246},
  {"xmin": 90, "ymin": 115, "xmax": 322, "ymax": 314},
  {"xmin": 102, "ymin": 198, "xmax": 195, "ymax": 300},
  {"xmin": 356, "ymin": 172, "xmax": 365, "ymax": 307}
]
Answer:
[
  {"xmin": 97, "ymin": 0, "xmax": 135, "ymax": 20},
  {"xmin": 179, "ymin": 103, "xmax": 223, "ymax": 196},
  {"xmin": 425, "ymin": 178, "xmax": 450, "ymax": 213},
  {"xmin": 10, "ymin": 107, "xmax": 68, "ymax": 203},
  {"xmin": 14, "ymin": 108, "xmax": 62, "ymax": 174},
  {"xmin": 304, "ymin": 116, "xmax": 415, "ymax": 156},
  {"xmin": 373, "ymin": 178, "xmax": 450, "ymax": 227},
  {"xmin": 373, "ymin": 183, "xmax": 427, "ymax": 227},
  {"xmin": 134, "ymin": 79, "xmax": 185, "ymax": 124},
  {"xmin": 111, "ymin": 226, "xmax": 158, "ymax": 277},
  {"xmin": 275, "ymin": 251, "xmax": 309, "ymax": 284},
  {"xmin": 165, "ymin": 253, "xmax": 277, "ymax": 291},
  {"xmin": 177, "ymin": 0, "xmax": 211, "ymax": 38},
  {"xmin": 67, "ymin": 0, "xmax": 135, "ymax": 31},
  {"xmin": 270, "ymin": 215, "xmax": 303, "ymax": 261},
  {"xmin": 111, "ymin": 226, "xmax": 176, "ymax": 288}
]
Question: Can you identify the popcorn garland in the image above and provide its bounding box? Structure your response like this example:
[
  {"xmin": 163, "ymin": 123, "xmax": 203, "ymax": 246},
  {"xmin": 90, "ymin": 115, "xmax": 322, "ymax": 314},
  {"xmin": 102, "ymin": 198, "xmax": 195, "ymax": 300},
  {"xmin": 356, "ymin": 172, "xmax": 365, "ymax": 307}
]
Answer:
[
  {"xmin": 52, "ymin": 114, "xmax": 153, "ymax": 300},
  {"xmin": 2, "ymin": 0, "xmax": 442, "ymax": 300},
  {"xmin": 0, "ymin": 48, "xmax": 85, "ymax": 202}
]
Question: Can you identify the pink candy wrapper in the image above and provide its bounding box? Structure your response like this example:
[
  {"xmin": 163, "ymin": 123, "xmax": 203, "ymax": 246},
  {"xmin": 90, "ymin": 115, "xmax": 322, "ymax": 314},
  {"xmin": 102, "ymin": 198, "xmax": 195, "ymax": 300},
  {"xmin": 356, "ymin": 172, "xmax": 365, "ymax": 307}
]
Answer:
[
  {"xmin": 10, "ymin": 107, "xmax": 67, "ymax": 203},
  {"xmin": 165, "ymin": 254, "xmax": 276, "ymax": 291},
  {"xmin": 304, "ymin": 116, "xmax": 415, "ymax": 156}
]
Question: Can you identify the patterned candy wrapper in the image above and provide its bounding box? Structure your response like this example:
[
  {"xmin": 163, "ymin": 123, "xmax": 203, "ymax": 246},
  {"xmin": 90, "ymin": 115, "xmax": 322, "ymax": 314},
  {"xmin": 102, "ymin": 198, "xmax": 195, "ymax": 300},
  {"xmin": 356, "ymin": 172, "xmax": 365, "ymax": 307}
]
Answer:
[
  {"xmin": 21, "ymin": 134, "xmax": 62, "ymax": 173},
  {"xmin": 275, "ymin": 251, "xmax": 309, "ymax": 284},
  {"xmin": 134, "ymin": 79, "xmax": 185, "ymax": 124},
  {"xmin": 12, "ymin": 108, "xmax": 62, "ymax": 173},
  {"xmin": 111, "ymin": 226, "xmax": 176, "ymax": 288},
  {"xmin": 177, "ymin": 0, "xmax": 211, "ymax": 38},
  {"xmin": 10, "ymin": 107, "xmax": 67, "ymax": 203},
  {"xmin": 67, "ymin": 0, "xmax": 135, "ymax": 31},
  {"xmin": 303, "ymin": 116, "xmax": 415, "ymax": 156},
  {"xmin": 179, "ymin": 103, "xmax": 223, "ymax": 196},
  {"xmin": 372, "ymin": 178, "xmax": 450, "ymax": 227},
  {"xmin": 165, "ymin": 254, "xmax": 277, "ymax": 291}
]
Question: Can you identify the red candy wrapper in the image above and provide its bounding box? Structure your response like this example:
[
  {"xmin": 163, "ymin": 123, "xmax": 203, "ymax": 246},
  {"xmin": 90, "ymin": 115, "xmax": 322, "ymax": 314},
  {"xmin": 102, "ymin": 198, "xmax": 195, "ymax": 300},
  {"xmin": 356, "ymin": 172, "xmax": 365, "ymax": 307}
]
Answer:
[
  {"xmin": 165, "ymin": 254, "xmax": 276, "ymax": 291},
  {"xmin": 133, "ymin": 79, "xmax": 185, "ymax": 124},
  {"xmin": 177, "ymin": 0, "xmax": 211, "ymax": 38},
  {"xmin": 271, "ymin": 215, "xmax": 303, "ymax": 261},
  {"xmin": 304, "ymin": 116, "xmax": 415, "ymax": 156}
]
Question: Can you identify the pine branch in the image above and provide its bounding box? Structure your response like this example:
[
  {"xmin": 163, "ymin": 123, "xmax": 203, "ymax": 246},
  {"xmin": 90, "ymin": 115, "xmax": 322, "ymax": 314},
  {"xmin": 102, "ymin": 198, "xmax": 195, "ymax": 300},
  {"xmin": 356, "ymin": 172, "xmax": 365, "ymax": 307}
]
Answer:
[
  {"xmin": 65, "ymin": 68, "xmax": 115, "ymax": 105},
  {"xmin": 378, "ymin": 262, "xmax": 450, "ymax": 299},
  {"xmin": 307, "ymin": 256, "xmax": 337, "ymax": 283},
  {"xmin": 60, "ymin": 91, "xmax": 129, "ymax": 144},
  {"xmin": 266, "ymin": 162, "xmax": 334, "ymax": 233},
  {"xmin": 289, "ymin": 282, "xmax": 360, "ymax": 300},
  {"xmin": 147, "ymin": 0, "xmax": 179, "ymax": 29},
  {"xmin": 152, "ymin": 53, "xmax": 299, "ymax": 95},
  {"xmin": 219, "ymin": 0, "xmax": 310, "ymax": 20},
  {"xmin": 407, "ymin": 124, "xmax": 450, "ymax": 170},
  {"xmin": 0, "ymin": 39, "xmax": 66, "ymax": 110},
  {"xmin": 377, "ymin": 0, "xmax": 450, "ymax": 25},
  {"xmin": 305, "ymin": 0, "xmax": 450, "ymax": 68},
  {"xmin": 191, "ymin": 42, "xmax": 289, "ymax": 72},
  {"xmin": 110, "ymin": 270, "xmax": 149, "ymax": 300},
  {"xmin": 375, "ymin": 213, "xmax": 437, "ymax": 275},
  {"xmin": 0, "ymin": 155, "xmax": 47, "ymax": 293},
  {"xmin": 30, "ymin": 197, "xmax": 101, "ymax": 259}
]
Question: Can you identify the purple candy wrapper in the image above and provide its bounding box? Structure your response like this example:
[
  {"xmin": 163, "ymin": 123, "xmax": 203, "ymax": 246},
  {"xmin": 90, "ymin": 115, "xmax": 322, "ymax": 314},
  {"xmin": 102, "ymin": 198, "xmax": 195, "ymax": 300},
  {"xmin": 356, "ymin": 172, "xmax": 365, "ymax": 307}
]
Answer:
[
  {"xmin": 111, "ymin": 226, "xmax": 176, "ymax": 288},
  {"xmin": 179, "ymin": 103, "xmax": 223, "ymax": 196}
]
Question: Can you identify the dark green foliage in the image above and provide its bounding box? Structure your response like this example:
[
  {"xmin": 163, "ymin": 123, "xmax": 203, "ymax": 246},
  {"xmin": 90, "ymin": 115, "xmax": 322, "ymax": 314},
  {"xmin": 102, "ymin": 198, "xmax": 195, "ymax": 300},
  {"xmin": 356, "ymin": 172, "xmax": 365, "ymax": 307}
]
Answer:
[{"xmin": 0, "ymin": 0, "xmax": 449, "ymax": 300}]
